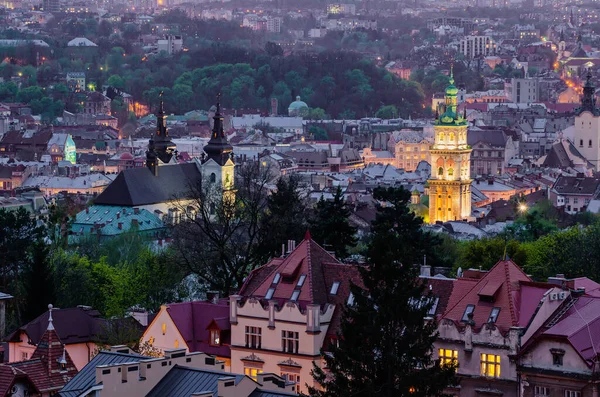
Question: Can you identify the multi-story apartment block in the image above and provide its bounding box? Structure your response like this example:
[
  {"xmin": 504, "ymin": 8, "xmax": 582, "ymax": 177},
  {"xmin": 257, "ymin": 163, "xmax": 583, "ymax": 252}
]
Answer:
[
  {"xmin": 459, "ymin": 36, "xmax": 497, "ymax": 59},
  {"xmin": 505, "ymin": 78, "xmax": 539, "ymax": 104},
  {"xmin": 387, "ymin": 130, "xmax": 432, "ymax": 172}
]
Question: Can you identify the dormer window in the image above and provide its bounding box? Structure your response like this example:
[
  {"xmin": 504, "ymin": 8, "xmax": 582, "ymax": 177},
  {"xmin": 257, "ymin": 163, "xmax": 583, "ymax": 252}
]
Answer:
[
  {"xmin": 461, "ymin": 304, "xmax": 475, "ymax": 322},
  {"xmin": 297, "ymin": 274, "xmax": 306, "ymax": 287},
  {"xmin": 488, "ymin": 307, "xmax": 500, "ymax": 323},
  {"xmin": 291, "ymin": 290, "xmax": 300, "ymax": 301},
  {"xmin": 265, "ymin": 288, "xmax": 275, "ymax": 300},
  {"xmin": 273, "ymin": 273, "xmax": 281, "ymax": 284},
  {"xmin": 210, "ymin": 329, "xmax": 221, "ymax": 346},
  {"xmin": 330, "ymin": 282, "xmax": 340, "ymax": 295},
  {"xmin": 551, "ymin": 348, "xmax": 565, "ymax": 366}
]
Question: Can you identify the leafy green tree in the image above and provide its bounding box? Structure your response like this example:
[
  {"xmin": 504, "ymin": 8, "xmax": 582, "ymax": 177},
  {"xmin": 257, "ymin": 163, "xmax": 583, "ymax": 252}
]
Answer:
[
  {"xmin": 309, "ymin": 125, "xmax": 328, "ymax": 140},
  {"xmin": 375, "ymin": 104, "xmax": 399, "ymax": 119},
  {"xmin": 457, "ymin": 237, "xmax": 526, "ymax": 272},
  {"xmin": 107, "ymin": 74, "xmax": 125, "ymax": 90},
  {"xmin": 309, "ymin": 187, "xmax": 357, "ymax": 258},
  {"xmin": 16, "ymin": 86, "xmax": 44, "ymax": 103},
  {"xmin": 309, "ymin": 186, "xmax": 456, "ymax": 397},
  {"xmin": 305, "ymin": 108, "xmax": 328, "ymax": 120},
  {"xmin": 22, "ymin": 241, "xmax": 55, "ymax": 322}
]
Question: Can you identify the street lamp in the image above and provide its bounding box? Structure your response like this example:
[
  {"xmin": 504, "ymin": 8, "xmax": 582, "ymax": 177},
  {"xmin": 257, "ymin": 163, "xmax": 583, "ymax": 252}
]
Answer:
[{"xmin": 518, "ymin": 203, "xmax": 528, "ymax": 213}]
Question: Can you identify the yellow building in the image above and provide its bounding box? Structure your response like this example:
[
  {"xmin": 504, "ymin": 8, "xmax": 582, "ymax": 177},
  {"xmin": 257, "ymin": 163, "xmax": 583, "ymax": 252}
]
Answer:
[{"xmin": 428, "ymin": 71, "xmax": 473, "ymax": 223}]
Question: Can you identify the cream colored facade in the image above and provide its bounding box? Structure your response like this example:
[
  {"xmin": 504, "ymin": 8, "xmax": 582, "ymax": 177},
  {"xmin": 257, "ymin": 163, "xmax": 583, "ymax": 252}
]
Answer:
[
  {"xmin": 428, "ymin": 124, "xmax": 472, "ymax": 223},
  {"xmin": 8, "ymin": 333, "xmax": 97, "ymax": 370},
  {"xmin": 229, "ymin": 295, "xmax": 334, "ymax": 394},
  {"xmin": 574, "ymin": 111, "xmax": 600, "ymax": 171}
]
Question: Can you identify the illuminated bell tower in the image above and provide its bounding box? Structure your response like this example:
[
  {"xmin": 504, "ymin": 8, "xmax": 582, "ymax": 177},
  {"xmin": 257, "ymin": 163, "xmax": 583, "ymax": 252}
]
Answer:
[{"xmin": 428, "ymin": 70, "xmax": 472, "ymax": 224}]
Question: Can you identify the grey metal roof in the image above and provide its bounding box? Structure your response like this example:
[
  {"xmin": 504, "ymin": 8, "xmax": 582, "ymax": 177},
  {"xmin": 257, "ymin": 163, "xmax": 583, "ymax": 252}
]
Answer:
[
  {"xmin": 147, "ymin": 365, "xmax": 245, "ymax": 397},
  {"xmin": 58, "ymin": 351, "xmax": 145, "ymax": 396},
  {"xmin": 249, "ymin": 390, "xmax": 299, "ymax": 397},
  {"xmin": 0, "ymin": 292, "xmax": 12, "ymax": 300},
  {"xmin": 94, "ymin": 163, "xmax": 202, "ymax": 206}
]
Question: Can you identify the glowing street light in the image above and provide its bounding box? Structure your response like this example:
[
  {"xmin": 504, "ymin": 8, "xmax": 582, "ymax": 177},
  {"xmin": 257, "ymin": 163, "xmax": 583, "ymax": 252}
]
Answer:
[{"xmin": 518, "ymin": 203, "xmax": 528, "ymax": 213}]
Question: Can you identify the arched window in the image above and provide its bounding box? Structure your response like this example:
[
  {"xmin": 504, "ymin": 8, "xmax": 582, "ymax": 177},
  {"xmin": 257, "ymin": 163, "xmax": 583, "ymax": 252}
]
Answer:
[
  {"xmin": 439, "ymin": 133, "xmax": 445, "ymax": 142},
  {"xmin": 580, "ymin": 139, "xmax": 584, "ymax": 147},
  {"xmin": 448, "ymin": 168, "xmax": 454, "ymax": 176},
  {"xmin": 590, "ymin": 139, "xmax": 593, "ymax": 148},
  {"xmin": 438, "ymin": 167, "xmax": 444, "ymax": 176},
  {"xmin": 210, "ymin": 173, "xmax": 216, "ymax": 183},
  {"xmin": 209, "ymin": 203, "xmax": 216, "ymax": 215},
  {"xmin": 449, "ymin": 132, "xmax": 455, "ymax": 142}
]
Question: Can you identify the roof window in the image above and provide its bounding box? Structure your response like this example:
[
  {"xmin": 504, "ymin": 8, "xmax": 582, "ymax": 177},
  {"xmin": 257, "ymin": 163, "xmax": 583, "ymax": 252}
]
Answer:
[
  {"xmin": 488, "ymin": 307, "xmax": 500, "ymax": 323},
  {"xmin": 330, "ymin": 281, "xmax": 340, "ymax": 295},
  {"xmin": 265, "ymin": 288, "xmax": 275, "ymax": 300},
  {"xmin": 291, "ymin": 290, "xmax": 300, "ymax": 301},
  {"xmin": 461, "ymin": 304, "xmax": 475, "ymax": 322},
  {"xmin": 272, "ymin": 273, "xmax": 281, "ymax": 284},
  {"xmin": 347, "ymin": 292, "xmax": 355, "ymax": 306},
  {"xmin": 297, "ymin": 274, "xmax": 306, "ymax": 287}
]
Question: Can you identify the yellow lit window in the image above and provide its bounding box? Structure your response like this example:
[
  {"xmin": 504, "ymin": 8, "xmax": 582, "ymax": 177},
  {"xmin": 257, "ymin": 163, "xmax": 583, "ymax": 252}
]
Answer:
[
  {"xmin": 162, "ymin": 323, "xmax": 166, "ymax": 335},
  {"xmin": 439, "ymin": 349, "xmax": 458, "ymax": 367},
  {"xmin": 149, "ymin": 336, "xmax": 155, "ymax": 346},
  {"xmin": 480, "ymin": 353, "xmax": 501, "ymax": 378},
  {"xmin": 174, "ymin": 339, "xmax": 179, "ymax": 348},
  {"xmin": 244, "ymin": 367, "xmax": 263, "ymax": 380}
]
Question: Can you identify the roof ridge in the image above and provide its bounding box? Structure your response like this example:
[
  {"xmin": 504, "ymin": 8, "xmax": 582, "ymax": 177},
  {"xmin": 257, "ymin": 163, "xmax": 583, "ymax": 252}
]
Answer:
[{"xmin": 504, "ymin": 260, "xmax": 518, "ymax": 326}]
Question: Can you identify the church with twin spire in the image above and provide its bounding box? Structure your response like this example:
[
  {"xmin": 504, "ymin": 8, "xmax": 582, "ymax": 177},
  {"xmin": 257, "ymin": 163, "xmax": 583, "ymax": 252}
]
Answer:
[{"xmin": 427, "ymin": 70, "xmax": 473, "ymax": 224}]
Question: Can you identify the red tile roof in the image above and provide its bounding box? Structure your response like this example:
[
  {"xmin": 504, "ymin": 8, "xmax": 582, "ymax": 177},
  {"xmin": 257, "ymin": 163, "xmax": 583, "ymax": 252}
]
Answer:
[
  {"xmin": 238, "ymin": 234, "xmax": 363, "ymax": 337},
  {"xmin": 165, "ymin": 301, "xmax": 231, "ymax": 358},
  {"xmin": 443, "ymin": 259, "xmax": 533, "ymax": 333}
]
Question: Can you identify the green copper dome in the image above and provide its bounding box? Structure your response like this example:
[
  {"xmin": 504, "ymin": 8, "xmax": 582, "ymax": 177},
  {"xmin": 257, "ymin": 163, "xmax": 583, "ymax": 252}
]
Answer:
[
  {"xmin": 445, "ymin": 76, "xmax": 458, "ymax": 96},
  {"xmin": 288, "ymin": 96, "xmax": 308, "ymax": 112}
]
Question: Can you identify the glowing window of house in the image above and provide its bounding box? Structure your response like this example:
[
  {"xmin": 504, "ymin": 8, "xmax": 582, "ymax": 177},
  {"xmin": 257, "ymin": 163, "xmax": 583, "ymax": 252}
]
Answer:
[
  {"xmin": 480, "ymin": 353, "xmax": 501, "ymax": 378},
  {"xmin": 461, "ymin": 304, "xmax": 475, "ymax": 322},
  {"xmin": 448, "ymin": 168, "xmax": 454, "ymax": 176},
  {"xmin": 488, "ymin": 307, "xmax": 501, "ymax": 323},
  {"xmin": 297, "ymin": 274, "xmax": 306, "ymax": 287},
  {"xmin": 174, "ymin": 339, "xmax": 179, "ymax": 348},
  {"xmin": 161, "ymin": 323, "xmax": 166, "ymax": 335},
  {"xmin": 245, "ymin": 326, "xmax": 262, "ymax": 348},
  {"xmin": 282, "ymin": 330, "xmax": 299, "ymax": 353},
  {"xmin": 291, "ymin": 290, "xmax": 300, "ymax": 301},
  {"xmin": 438, "ymin": 349, "xmax": 458, "ymax": 367},
  {"xmin": 149, "ymin": 336, "xmax": 155, "ymax": 346},
  {"xmin": 273, "ymin": 273, "xmax": 281, "ymax": 284},
  {"xmin": 330, "ymin": 281, "xmax": 340, "ymax": 295},
  {"xmin": 265, "ymin": 288, "xmax": 275, "ymax": 300},
  {"xmin": 244, "ymin": 367, "xmax": 263, "ymax": 380},
  {"xmin": 210, "ymin": 329, "xmax": 221, "ymax": 346}
]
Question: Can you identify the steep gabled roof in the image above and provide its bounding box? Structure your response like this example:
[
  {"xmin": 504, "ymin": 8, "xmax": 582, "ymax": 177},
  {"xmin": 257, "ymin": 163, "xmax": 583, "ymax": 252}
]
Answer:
[
  {"xmin": 147, "ymin": 365, "xmax": 245, "ymax": 397},
  {"xmin": 442, "ymin": 259, "xmax": 533, "ymax": 332}
]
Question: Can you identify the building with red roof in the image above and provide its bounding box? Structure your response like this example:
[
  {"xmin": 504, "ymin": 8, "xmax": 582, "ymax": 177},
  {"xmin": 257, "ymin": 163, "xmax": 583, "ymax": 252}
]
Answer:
[
  {"xmin": 229, "ymin": 232, "xmax": 362, "ymax": 394},
  {"xmin": 0, "ymin": 305, "xmax": 78, "ymax": 397}
]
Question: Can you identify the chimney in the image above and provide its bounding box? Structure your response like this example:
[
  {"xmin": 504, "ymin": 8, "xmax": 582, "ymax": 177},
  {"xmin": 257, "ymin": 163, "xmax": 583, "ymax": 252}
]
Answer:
[
  {"xmin": 131, "ymin": 219, "xmax": 138, "ymax": 227},
  {"xmin": 134, "ymin": 207, "xmax": 140, "ymax": 214},
  {"xmin": 85, "ymin": 207, "xmax": 89, "ymax": 214},
  {"xmin": 207, "ymin": 291, "xmax": 219, "ymax": 304},
  {"xmin": 118, "ymin": 222, "xmax": 122, "ymax": 230},
  {"xmin": 420, "ymin": 265, "xmax": 431, "ymax": 277}
]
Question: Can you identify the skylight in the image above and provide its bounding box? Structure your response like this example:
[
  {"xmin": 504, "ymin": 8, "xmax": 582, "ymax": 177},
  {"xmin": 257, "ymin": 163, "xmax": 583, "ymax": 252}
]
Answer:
[
  {"xmin": 347, "ymin": 292, "xmax": 355, "ymax": 306},
  {"xmin": 291, "ymin": 290, "xmax": 300, "ymax": 301},
  {"xmin": 265, "ymin": 288, "xmax": 275, "ymax": 300},
  {"xmin": 488, "ymin": 307, "xmax": 501, "ymax": 323},
  {"xmin": 330, "ymin": 281, "xmax": 340, "ymax": 295},
  {"xmin": 461, "ymin": 304, "xmax": 475, "ymax": 322},
  {"xmin": 297, "ymin": 274, "xmax": 306, "ymax": 287},
  {"xmin": 273, "ymin": 273, "xmax": 281, "ymax": 284}
]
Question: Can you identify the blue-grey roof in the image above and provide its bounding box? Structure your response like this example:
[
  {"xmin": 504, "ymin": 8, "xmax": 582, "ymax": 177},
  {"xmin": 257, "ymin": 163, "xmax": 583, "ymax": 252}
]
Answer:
[
  {"xmin": 249, "ymin": 390, "xmax": 299, "ymax": 397},
  {"xmin": 71, "ymin": 205, "xmax": 164, "ymax": 236},
  {"xmin": 59, "ymin": 351, "xmax": 145, "ymax": 396},
  {"xmin": 147, "ymin": 365, "xmax": 245, "ymax": 397}
]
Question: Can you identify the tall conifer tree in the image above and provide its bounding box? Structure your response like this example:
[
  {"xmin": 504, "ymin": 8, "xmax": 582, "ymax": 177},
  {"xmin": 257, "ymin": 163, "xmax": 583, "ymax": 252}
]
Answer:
[{"xmin": 309, "ymin": 186, "xmax": 456, "ymax": 397}]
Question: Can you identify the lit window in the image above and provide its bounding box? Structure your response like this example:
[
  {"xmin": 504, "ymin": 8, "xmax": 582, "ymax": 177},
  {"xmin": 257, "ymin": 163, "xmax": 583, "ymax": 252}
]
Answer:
[
  {"xmin": 488, "ymin": 307, "xmax": 500, "ymax": 323},
  {"xmin": 297, "ymin": 274, "xmax": 306, "ymax": 287},
  {"xmin": 461, "ymin": 304, "xmax": 475, "ymax": 322},
  {"xmin": 174, "ymin": 339, "xmax": 179, "ymax": 348},
  {"xmin": 480, "ymin": 353, "xmax": 501, "ymax": 378},
  {"xmin": 282, "ymin": 330, "xmax": 299, "ymax": 353},
  {"xmin": 244, "ymin": 367, "xmax": 263, "ymax": 380},
  {"xmin": 281, "ymin": 372, "xmax": 300, "ymax": 393},
  {"xmin": 438, "ymin": 348, "xmax": 458, "ymax": 367},
  {"xmin": 162, "ymin": 323, "xmax": 166, "ymax": 335},
  {"xmin": 273, "ymin": 273, "xmax": 281, "ymax": 284},
  {"xmin": 148, "ymin": 336, "xmax": 155, "ymax": 346},
  {"xmin": 245, "ymin": 326, "xmax": 262, "ymax": 349},
  {"xmin": 330, "ymin": 282, "xmax": 340, "ymax": 295},
  {"xmin": 291, "ymin": 290, "xmax": 300, "ymax": 301},
  {"xmin": 210, "ymin": 330, "xmax": 220, "ymax": 346},
  {"xmin": 535, "ymin": 386, "xmax": 550, "ymax": 396},
  {"xmin": 265, "ymin": 288, "xmax": 275, "ymax": 300},
  {"xmin": 347, "ymin": 292, "xmax": 355, "ymax": 306},
  {"xmin": 565, "ymin": 391, "xmax": 581, "ymax": 397}
]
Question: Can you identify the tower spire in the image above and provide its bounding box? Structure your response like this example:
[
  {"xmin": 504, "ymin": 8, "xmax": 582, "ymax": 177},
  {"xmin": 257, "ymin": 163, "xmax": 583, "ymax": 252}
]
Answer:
[
  {"xmin": 202, "ymin": 93, "xmax": 233, "ymax": 166},
  {"xmin": 47, "ymin": 304, "xmax": 54, "ymax": 331}
]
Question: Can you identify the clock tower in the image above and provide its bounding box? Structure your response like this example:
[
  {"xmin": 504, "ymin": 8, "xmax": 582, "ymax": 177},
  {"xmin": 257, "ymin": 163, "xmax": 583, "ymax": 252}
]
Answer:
[{"xmin": 428, "ymin": 70, "xmax": 472, "ymax": 224}]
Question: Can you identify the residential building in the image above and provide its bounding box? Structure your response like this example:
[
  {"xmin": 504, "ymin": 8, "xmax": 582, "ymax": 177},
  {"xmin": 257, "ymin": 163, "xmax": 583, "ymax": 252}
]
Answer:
[
  {"xmin": 428, "ymin": 73, "xmax": 472, "ymax": 223},
  {"xmin": 157, "ymin": 35, "xmax": 183, "ymax": 55},
  {"xmin": 505, "ymin": 77, "xmax": 539, "ymax": 104},
  {"xmin": 84, "ymin": 92, "xmax": 111, "ymax": 116},
  {"xmin": 387, "ymin": 130, "xmax": 432, "ymax": 171},
  {"xmin": 468, "ymin": 128, "xmax": 518, "ymax": 176},
  {"xmin": 66, "ymin": 72, "xmax": 86, "ymax": 91},
  {"xmin": 21, "ymin": 173, "xmax": 115, "ymax": 196},
  {"xmin": 140, "ymin": 300, "xmax": 231, "ymax": 369},
  {"xmin": 232, "ymin": 115, "xmax": 303, "ymax": 135},
  {"xmin": 0, "ymin": 190, "xmax": 47, "ymax": 214},
  {"xmin": 573, "ymin": 72, "xmax": 600, "ymax": 171},
  {"xmin": 267, "ymin": 17, "xmax": 282, "ymax": 33},
  {"xmin": 550, "ymin": 174, "xmax": 600, "ymax": 214},
  {"xmin": 1, "ymin": 306, "xmax": 78, "ymax": 397},
  {"xmin": 327, "ymin": 3, "xmax": 357, "ymax": 14},
  {"xmin": 0, "ymin": 164, "xmax": 32, "ymax": 193},
  {"xmin": 58, "ymin": 347, "xmax": 297, "ymax": 397},
  {"xmin": 230, "ymin": 233, "xmax": 361, "ymax": 394},
  {"xmin": 6, "ymin": 305, "xmax": 144, "ymax": 371},
  {"xmin": 0, "ymin": 129, "xmax": 52, "ymax": 161},
  {"xmin": 47, "ymin": 133, "xmax": 76, "ymax": 164},
  {"xmin": 459, "ymin": 36, "xmax": 497, "ymax": 59}
]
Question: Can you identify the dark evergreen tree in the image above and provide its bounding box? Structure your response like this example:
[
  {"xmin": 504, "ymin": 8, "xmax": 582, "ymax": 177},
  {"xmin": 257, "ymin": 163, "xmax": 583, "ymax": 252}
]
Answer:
[
  {"xmin": 259, "ymin": 175, "xmax": 307, "ymax": 257},
  {"xmin": 22, "ymin": 240, "xmax": 55, "ymax": 323},
  {"xmin": 309, "ymin": 187, "xmax": 357, "ymax": 259},
  {"xmin": 309, "ymin": 186, "xmax": 456, "ymax": 397}
]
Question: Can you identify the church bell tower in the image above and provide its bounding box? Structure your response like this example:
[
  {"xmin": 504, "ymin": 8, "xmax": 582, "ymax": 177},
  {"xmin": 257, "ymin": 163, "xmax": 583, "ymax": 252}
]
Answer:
[
  {"xmin": 146, "ymin": 92, "xmax": 176, "ymax": 176},
  {"xmin": 428, "ymin": 69, "xmax": 472, "ymax": 224}
]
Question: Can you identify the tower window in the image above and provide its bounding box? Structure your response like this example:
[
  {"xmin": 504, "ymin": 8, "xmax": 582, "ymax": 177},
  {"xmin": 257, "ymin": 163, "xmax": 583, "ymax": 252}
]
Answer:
[
  {"xmin": 438, "ymin": 167, "xmax": 444, "ymax": 176},
  {"xmin": 448, "ymin": 168, "xmax": 454, "ymax": 176},
  {"xmin": 590, "ymin": 140, "xmax": 593, "ymax": 148},
  {"xmin": 210, "ymin": 173, "xmax": 216, "ymax": 183},
  {"xmin": 580, "ymin": 139, "xmax": 583, "ymax": 147}
]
